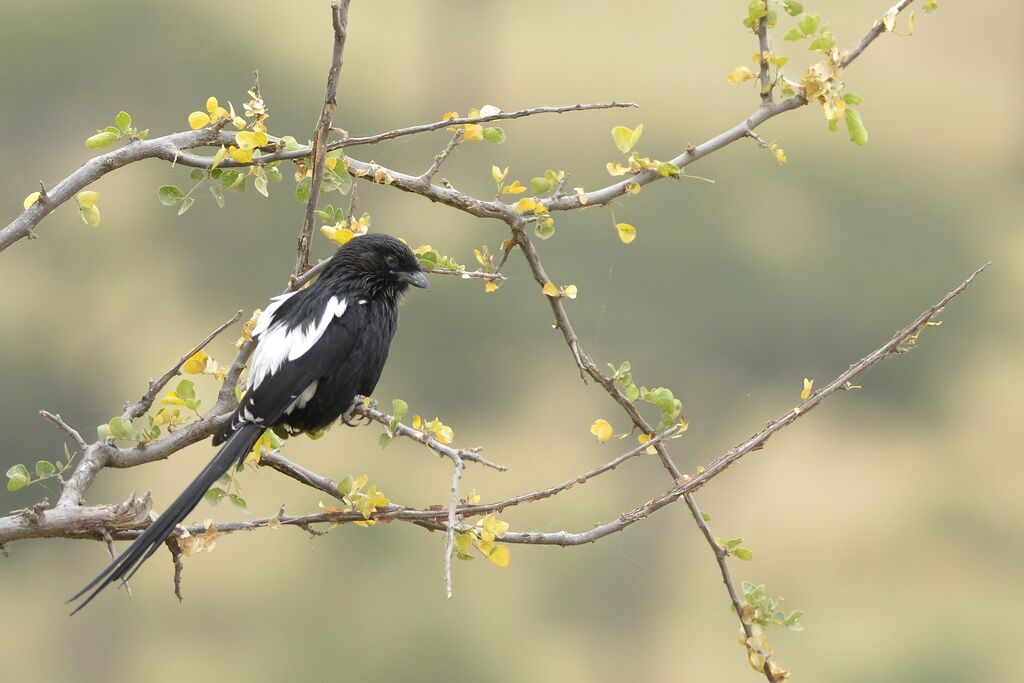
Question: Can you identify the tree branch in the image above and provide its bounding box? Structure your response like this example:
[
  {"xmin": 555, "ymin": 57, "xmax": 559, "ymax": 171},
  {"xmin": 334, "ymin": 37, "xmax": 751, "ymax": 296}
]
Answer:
[{"xmin": 292, "ymin": 0, "xmax": 351, "ymax": 283}]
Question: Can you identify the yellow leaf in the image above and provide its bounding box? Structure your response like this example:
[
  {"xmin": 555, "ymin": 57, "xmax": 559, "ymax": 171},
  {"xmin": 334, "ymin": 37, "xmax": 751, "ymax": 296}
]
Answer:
[
  {"xmin": 466, "ymin": 489, "xmax": 481, "ymax": 505},
  {"xmin": 771, "ymin": 144, "xmax": 788, "ymax": 165},
  {"xmin": 638, "ymin": 433, "xmax": 657, "ymax": 455},
  {"xmin": 23, "ymin": 192, "xmax": 40, "ymax": 210},
  {"xmin": 542, "ymin": 281, "xmax": 559, "ymax": 298},
  {"xmin": 232, "ymin": 116, "xmax": 247, "ymax": 129},
  {"xmin": 352, "ymin": 474, "xmax": 369, "ymax": 495},
  {"xmin": 502, "ymin": 180, "xmax": 527, "ymax": 195},
  {"xmin": 491, "ymin": 165, "xmax": 508, "ymax": 185},
  {"xmin": 188, "ymin": 111, "xmax": 211, "ymax": 129},
  {"xmin": 484, "ymin": 280, "xmax": 499, "ymax": 293},
  {"xmin": 678, "ymin": 415, "xmax": 689, "ymax": 432},
  {"xmin": 76, "ymin": 191, "xmax": 99, "ymax": 209},
  {"xmin": 515, "ymin": 197, "xmax": 544, "ymax": 214},
  {"xmin": 616, "ymin": 222, "xmax": 637, "ymax": 244},
  {"xmin": 726, "ymin": 66, "xmax": 755, "ymax": 85},
  {"xmin": 211, "ymin": 145, "xmax": 228, "ymax": 170},
  {"xmin": 563, "ymin": 284, "xmax": 578, "ymax": 300},
  {"xmin": 455, "ymin": 532, "xmax": 473, "ymax": 553},
  {"xmin": 235, "ymin": 130, "xmax": 268, "ymax": 150},
  {"xmin": 611, "ymin": 124, "xmax": 643, "ymax": 154},
  {"xmin": 228, "ymin": 145, "xmax": 253, "ymax": 164},
  {"xmin": 606, "ymin": 162, "xmax": 631, "ymax": 176},
  {"xmin": 625, "ymin": 183, "xmax": 641, "ymax": 195},
  {"xmin": 487, "ymin": 545, "xmax": 510, "ymax": 567},
  {"xmin": 463, "ymin": 124, "xmax": 484, "ymax": 142},
  {"xmin": 590, "ymin": 418, "xmax": 613, "ymax": 443},
  {"xmin": 79, "ymin": 205, "xmax": 101, "ymax": 228},
  {"xmin": 182, "ymin": 350, "xmax": 209, "ymax": 374},
  {"xmin": 481, "ymin": 513, "xmax": 509, "ymax": 538},
  {"xmin": 412, "ymin": 415, "xmax": 422, "ymax": 430},
  {"xmin": 801, "ymin": 378, "xmax": 814, "ymax": 401},
  {"xmin": 574, "ymin": 187, "xmax": 589, "ymax": 205},
  {"xmin": 206, "ymin": 96, "xmax": 219, "ymax": 114},
  {"xmin": 160, "ymin": 391, "xmax": 186, "ymax": 406}
]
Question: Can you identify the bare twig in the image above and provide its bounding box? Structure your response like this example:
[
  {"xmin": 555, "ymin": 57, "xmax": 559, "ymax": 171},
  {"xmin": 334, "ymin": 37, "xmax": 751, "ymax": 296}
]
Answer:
[
  {"xmin": 844, "ymin": 0, "xmax": 915, "ymax": 67},
  {"xmin": 39, "ymin": 410, "xmax": 88, "ymax": 451},
  {"xmin": 340, "ymin": 102, "xmax": 637, "ymax": 148},
  {"xmin": 756, "ymin": 12, "xmax": 773, "ymax": 106},
  {"xmin": 444, "ymin": 455, "xmax": 464, "ymax": 599},
  {"xmin": 292, "ymin": 0, "xmax": 351, "ymax": 283},
  {"xmin": 421, "ymin": 131, "xmax": 463, "ymax": 182},
  {"xmin": 351, "ymin": 400, "xmax": 507, "ymax": 471},
  {"xmin": 426, "ymin": 267, "xmax": 506, "ymax": 282},
  {"xmin": 121, "ymin": 310, "xmax": 242, "ymax": 423}
]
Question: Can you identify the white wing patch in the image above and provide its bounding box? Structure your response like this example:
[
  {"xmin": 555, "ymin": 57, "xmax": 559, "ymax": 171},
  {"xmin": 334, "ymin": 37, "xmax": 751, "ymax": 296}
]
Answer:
[
  {"xmin": 252, "ymin": 291, "xmax": 298, "ymax": 338},
  {"xmin": 247, "ymin": 296, "xmax": 348, "ymax": 390},
  {"xmin": 284, "ymin": 380, "xmax": 319, "ymax": 415}
]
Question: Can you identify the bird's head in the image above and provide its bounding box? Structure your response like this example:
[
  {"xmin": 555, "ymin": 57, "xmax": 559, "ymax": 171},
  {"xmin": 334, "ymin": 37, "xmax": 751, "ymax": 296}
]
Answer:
[{"xmin": 324, "ymin": 233, "xmax": 429, "ymax": 299}]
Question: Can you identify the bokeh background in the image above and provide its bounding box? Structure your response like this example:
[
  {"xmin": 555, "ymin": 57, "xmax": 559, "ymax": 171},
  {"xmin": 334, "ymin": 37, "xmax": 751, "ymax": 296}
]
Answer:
[{"xmin": 1, "ymin": 2, "xmax": 1020, "ymax": 681}]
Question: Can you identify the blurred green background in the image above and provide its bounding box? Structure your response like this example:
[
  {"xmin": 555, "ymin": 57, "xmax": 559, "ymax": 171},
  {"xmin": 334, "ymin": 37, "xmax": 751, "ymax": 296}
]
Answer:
[{"xmin": 1, "ymin": 2, "xmax": 1020, "ymax": 681}]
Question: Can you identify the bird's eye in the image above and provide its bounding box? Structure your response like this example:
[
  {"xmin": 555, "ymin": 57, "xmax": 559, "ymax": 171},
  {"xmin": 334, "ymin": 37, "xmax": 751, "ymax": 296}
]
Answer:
[{"xmin": 385, "ymin": 255, "xmax": 399, "ymax": 269}]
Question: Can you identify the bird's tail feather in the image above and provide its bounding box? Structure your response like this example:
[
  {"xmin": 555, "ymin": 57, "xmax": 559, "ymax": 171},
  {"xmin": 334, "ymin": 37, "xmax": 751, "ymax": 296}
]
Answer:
[{"xmin": 67, "ymin": 424, "xmax": 264, "ymax": 615}]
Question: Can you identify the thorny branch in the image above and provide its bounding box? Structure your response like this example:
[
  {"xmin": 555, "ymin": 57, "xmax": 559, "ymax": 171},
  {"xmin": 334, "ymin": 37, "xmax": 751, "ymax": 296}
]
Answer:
[{"xmin": 0, "ymin": 1, "xmax": 959, "ymax": 678}]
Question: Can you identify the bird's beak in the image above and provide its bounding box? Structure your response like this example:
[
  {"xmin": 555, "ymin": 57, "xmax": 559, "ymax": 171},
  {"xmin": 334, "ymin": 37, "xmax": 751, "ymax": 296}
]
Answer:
[{"xmin": 402, "ymin": 270, "xmax": 430, "ymax": 289}]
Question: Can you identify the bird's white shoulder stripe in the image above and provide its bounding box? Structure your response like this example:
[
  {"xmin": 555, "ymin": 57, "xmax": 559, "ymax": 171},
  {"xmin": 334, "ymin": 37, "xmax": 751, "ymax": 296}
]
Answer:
[
  {"xmin": 247, "ymin": 296, "xmax": 348, "ymax": 390},
  {"xmin": 252, "ymin": 291, "xmax": 298, "ymax": 338}
]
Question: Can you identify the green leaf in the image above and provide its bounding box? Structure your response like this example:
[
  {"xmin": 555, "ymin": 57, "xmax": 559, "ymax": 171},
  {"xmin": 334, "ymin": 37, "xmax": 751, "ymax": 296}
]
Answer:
[
  {"xmin": 827, "ymin": 118, "xmax": 839, "ymax": 133},
  {"xmin": 726, "ymin": 537, "xmax": 744, "ymax": 549},
  {"xmin": 176, "ymin": 379, "xmax": 196, "ymax": 401},
  {"xmin": 338, "ymin": 474, "xmax": 354, "ymax": 496},
  {"xmin": 701, "ymin": 511, "xmax": 712, "ymax": 522},
  {"xmin": 114, "ymin": 111, "xmax": 132, "ymax": 132},
  {"xmin": 530, "ymin": 177, "xmax": 552, "ymax": 195},
  {"xmin": 656, "ymin": 161, "xmax": 680, "ymax": 177},
  {"xmin": 6, "ymin": 464, "xmax": 30, "ymax": 491},
  {"xmin": 85, "ymin": 131, "xmax": 119, "ymax": 149},
  {"xmin": 279, "ymin": 135, "xmax": 301, "ymax": 151},
  {"xmin": 844, "ymin": 108, "xmax": 868, "ymax": 145},
  {"xmin": 378, "ymin": 432, "xmax": 393, "ymax": 448},
  {"xmin": 328, "ymin": 165, "xmax": 353, "ymax": 195},
  {"xmin": 210, "ymin": 184, "xmax": 225, "ymax": 208},
  {"xmin": 204, "ymin": 487, "xmax": 227, "ymax": 506},
  {"xmin": 734, "ymin": 547, "xmax": 754, "ymax": 561},
  {"xmin": 177, "ymin": 196, "xmax": 195, "ymax": 216},
  {"xmin": 809, "ymin": 31, "xmax": 836, "ymax": 52},
  {"xmin": 798, "ymin": 13, "xmax": 820, "ymax": 36},
  {"xmin": 227, "ymin": 494, "xmax": 247, "ymax": 510},
  {"xmin": 843, "ymin": 92, "xmax": 862, "ymax": 105},
  {"xmin": 158, "ymin": 185, "xmax": 184, "ymax": 206},
  {"xmin": 107, "ymin": 417, "xmax": 133, "ymax": 440},
  {"xmin": 783, "ymin": 27, "xmax": 805, "ymax": 41},
  {"xmin": 611, "ymin": 124, "xmax": 643, "ymax": 154},
  {"xmin": 190, "ymin": 168, "xmax": 206, "ymax": 181},
  {"xmin": 137, "ymin": 129, "xmax": 149, "ymax": 139},
  {"xmin": 295, "ymin": 177, "xmax": 312, "ymax": 203},
  {"xmin": 391, "ymin": 398, "xmax": 408, "ymax": 422},
  {"xmin": 782, "ymin": 1, "xmax": 803, "ymax": 16},
  {"xmin": 535, "ymin": 220, "xmax": 555, "ymax": 240},
  {"xmin": 483, "ymin": 127, "xmax": 506, "ymax": 144}
]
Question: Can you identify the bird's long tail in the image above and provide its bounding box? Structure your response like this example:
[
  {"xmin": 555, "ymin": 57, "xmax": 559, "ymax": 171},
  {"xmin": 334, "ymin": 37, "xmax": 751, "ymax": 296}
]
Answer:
[{"xmin": 67, "ymin": 423, "xmax": 264, "ymax": 615}]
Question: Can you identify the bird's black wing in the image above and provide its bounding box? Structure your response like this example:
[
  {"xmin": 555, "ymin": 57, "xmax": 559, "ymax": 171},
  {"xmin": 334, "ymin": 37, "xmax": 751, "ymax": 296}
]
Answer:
[{"xmin": 215, "ymin": 286, "xmax": 374, "ymax": 443}]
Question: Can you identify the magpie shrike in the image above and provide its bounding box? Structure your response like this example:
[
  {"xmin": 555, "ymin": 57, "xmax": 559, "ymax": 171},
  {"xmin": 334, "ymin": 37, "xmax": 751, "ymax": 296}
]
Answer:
[{"xmin": 69, "ymin": 233, "xmax": 428, "ymax": 613}]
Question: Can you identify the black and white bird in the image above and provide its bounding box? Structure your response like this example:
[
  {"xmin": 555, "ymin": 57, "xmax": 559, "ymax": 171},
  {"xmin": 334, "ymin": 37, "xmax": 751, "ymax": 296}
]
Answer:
[{"xmin": 68, "ymin": 233, "xmax": 428, "ymax": 613}]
